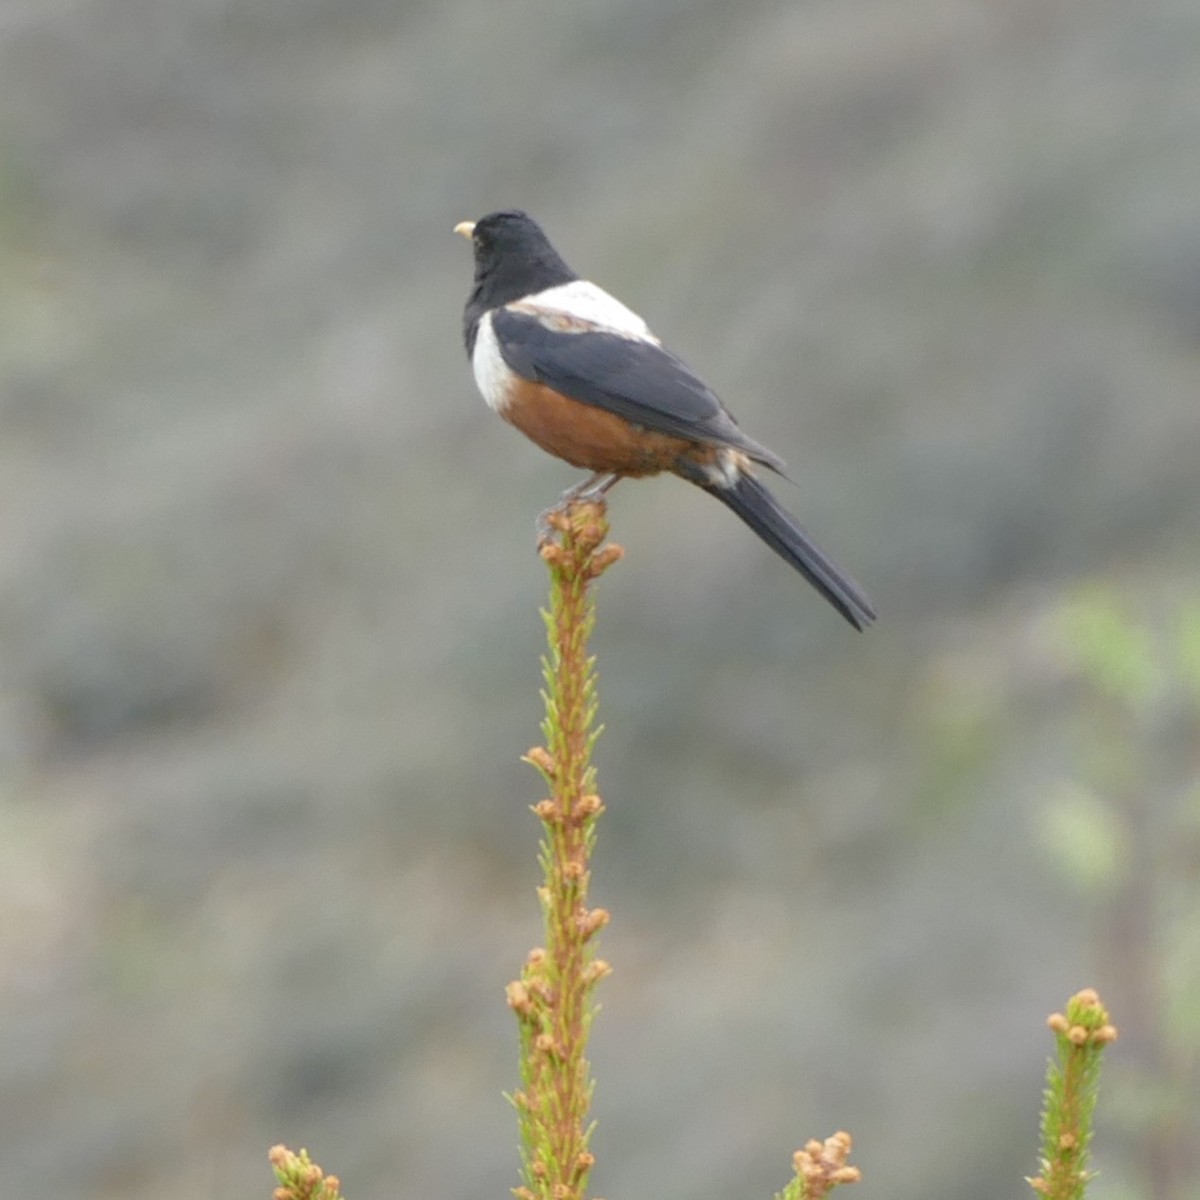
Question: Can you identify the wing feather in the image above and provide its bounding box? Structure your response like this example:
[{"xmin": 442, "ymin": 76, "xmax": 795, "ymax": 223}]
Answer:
[{"xmin": 490, "ymin": 304, "xmax": 783, "ymax": 470}]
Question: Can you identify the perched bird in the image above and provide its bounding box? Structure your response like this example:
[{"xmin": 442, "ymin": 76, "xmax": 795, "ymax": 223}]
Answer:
[{"xmin": 455, "ymin": 210, "xmax": 875, "ymax": 630}]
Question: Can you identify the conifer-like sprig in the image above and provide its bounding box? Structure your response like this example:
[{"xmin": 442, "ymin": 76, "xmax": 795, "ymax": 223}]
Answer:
[
  {"xmin": 1029, "ymin": 989, "xmax": 1119, "ymax": 1200},
  {"xmin": 269, "ymin": 1145, "xmax": 344, "ymax": 1200},
  {"xmin": 509, "ymin": 502, "xmax": 622, "ymax": 1200},
  {"xmin": 776, "ymin": 1131, "xmax": 862, "ymax": 1200}
]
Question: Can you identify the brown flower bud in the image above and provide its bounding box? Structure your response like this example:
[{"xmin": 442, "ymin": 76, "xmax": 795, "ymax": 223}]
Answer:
[
  {"xmin": 580, "ymin": 907, "xmax": 611, "ymax": 938},
  {"xmin": 506, "ymin": 981, "xmax": 534, "ymax": 1015},
  {"xmin": 587, "ymin": 545, "xmax": 625, "ymax": 578},
  {"xmin": 533, "ymin": 799, "xmax": 560, "ymax": 822},
  {"xmin": 524, "ymin": 746, "xmax": 557, "ymax": 776},
  {"xmin": 584, "ymin": 959, "xmax": 613, "ymax": 985},
  {"xmin": 828, "ymin": 1131, "xmax": 853, "ymax": 1157}
]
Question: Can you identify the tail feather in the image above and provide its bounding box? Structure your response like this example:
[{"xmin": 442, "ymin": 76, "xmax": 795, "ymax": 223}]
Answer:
[{"xmin": 701, "ymin": 472, "xmax": 876, "ymax": 630}]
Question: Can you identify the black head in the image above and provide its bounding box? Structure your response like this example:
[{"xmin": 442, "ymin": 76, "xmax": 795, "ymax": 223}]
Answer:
[
  {"xmin": 458, "ymin": 211, "xmax": 579, "ymax": 334},
  {"xmin": 464, "ymin": 210, "xmax": 574, "ymax": 276}
]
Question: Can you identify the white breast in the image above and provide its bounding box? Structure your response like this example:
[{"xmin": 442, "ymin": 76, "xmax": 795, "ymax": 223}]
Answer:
[
  {"xmin": 518, "ymin": 279, "xmax": 657, "ymax": 342},
  {"xmin": 471, "ymin": 311, "xmax": 514, "ymax": 414}
]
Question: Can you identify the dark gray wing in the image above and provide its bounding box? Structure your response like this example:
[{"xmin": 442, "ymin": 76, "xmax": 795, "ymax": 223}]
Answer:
[{"xmin": 491, "ymin": 306, "xmax": 783, "ymax": 468}]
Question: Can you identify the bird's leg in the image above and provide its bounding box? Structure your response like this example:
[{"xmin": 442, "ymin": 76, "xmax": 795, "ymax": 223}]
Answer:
[
  {"xmin": 572, "ymin": 472, "xmax": 620, "ymax": 503},
  {"xmin": 537, "ymin": 473, "xmax": 621, "ymax": 544}
]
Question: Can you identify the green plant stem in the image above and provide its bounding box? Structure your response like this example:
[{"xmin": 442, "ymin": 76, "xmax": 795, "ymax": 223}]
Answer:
[
  {"xmin": 509, "ymin": 501, "xmax": 622, "ymax": 1200},
  {"xmin": 1030, "ymin": 989, "xmax": 1119, "ymax": 1200}
]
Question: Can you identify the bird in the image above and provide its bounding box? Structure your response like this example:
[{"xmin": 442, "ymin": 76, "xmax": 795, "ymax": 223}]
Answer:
[{"xmin": 455, "ymin": 210, "xmax": 875, "ymax": 630}]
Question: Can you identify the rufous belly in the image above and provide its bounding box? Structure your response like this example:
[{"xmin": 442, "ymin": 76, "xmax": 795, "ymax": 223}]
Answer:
[{"xmin": 501, "ymin": 377, "xmax": 719, "ymax": 477}]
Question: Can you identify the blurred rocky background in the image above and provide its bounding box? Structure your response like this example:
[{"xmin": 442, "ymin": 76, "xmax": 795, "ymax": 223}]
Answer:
[{"xmin": 2, "ymin": 0, "xmax": 1199, "ymax": 1197}]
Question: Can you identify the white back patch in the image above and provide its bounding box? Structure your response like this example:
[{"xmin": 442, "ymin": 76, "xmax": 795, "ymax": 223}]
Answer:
[
  {"xmin": 514, "ymin": 279, "xmax": 658, "ymax": 343},
  {"xmin": 471, "ymin": 311, "xmax": 514, "ymax": 413}
]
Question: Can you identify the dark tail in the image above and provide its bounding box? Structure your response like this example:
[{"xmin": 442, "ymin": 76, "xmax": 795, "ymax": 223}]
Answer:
[{"xmin": 700, "ymin": 472, "xmax": 876, "ymax": 630}]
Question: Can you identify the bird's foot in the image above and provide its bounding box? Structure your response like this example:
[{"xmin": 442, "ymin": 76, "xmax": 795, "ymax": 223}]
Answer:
[{"xmin": 535, "ymin": 473, "xmax": 619, "ymax": 547}]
